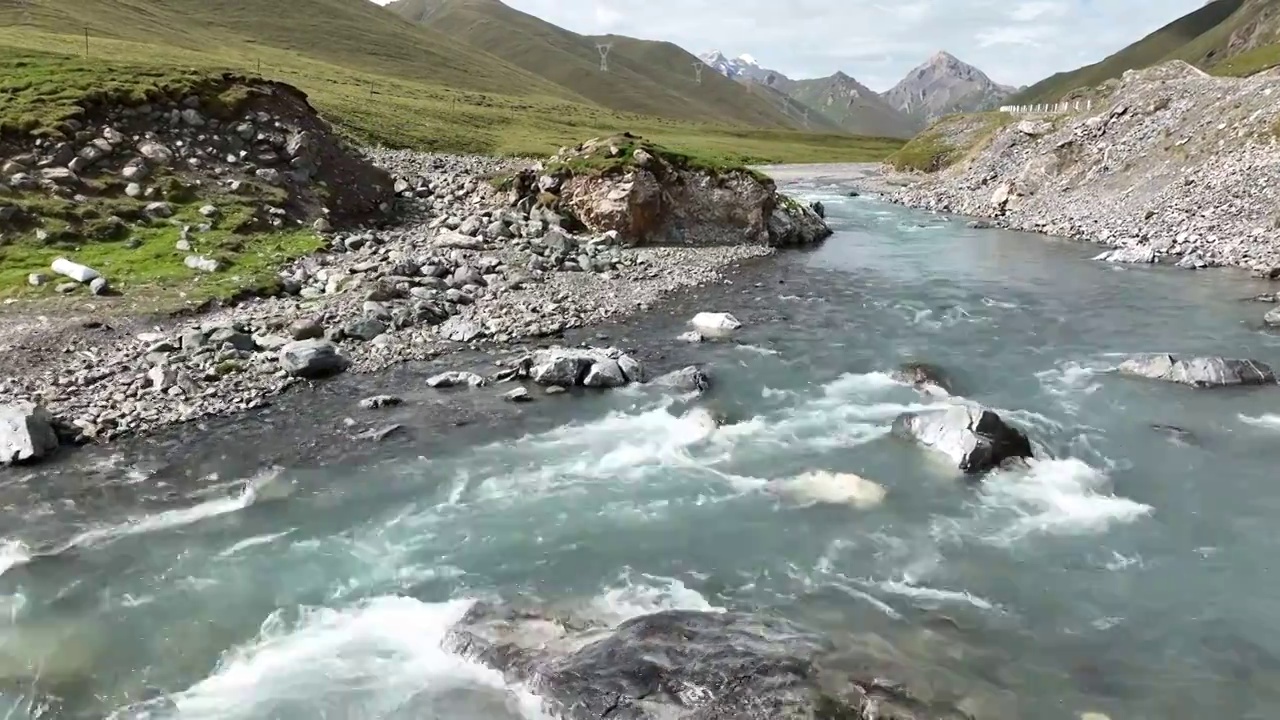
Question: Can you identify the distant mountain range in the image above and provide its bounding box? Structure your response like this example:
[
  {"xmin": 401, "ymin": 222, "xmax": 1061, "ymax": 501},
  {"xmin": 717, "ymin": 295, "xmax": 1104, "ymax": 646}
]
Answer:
[{"xmin": 697, "ymin": 49, "xmax": 1016, "ymax": 137}]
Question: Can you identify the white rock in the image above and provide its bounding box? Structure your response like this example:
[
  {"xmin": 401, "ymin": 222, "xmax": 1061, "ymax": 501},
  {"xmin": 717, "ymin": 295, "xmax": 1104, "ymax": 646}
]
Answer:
[
  {"xmin": 771, "ymin": 471, "xmax": 887, "ymax": 509},
  {"xmin": 50, "ymin": 257, "xmax": 100, "ymax": 283},
  {"xmin": 184, "ymin": 255, "xmax": 221, "ymax": 273},
  {"xmin": 1, "ymin": 402, "xmax": 59, "ymax": 464},
  {"xmin": 690, "ymin": 312, "xmax": 741, "ymax": 334}
]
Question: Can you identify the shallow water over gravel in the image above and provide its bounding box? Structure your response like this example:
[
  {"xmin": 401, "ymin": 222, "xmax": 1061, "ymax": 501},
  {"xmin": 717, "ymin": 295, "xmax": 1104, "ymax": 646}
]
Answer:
[{"xmin": 4, "ymin": 181, "xmax": 1280, "ymax": 719}]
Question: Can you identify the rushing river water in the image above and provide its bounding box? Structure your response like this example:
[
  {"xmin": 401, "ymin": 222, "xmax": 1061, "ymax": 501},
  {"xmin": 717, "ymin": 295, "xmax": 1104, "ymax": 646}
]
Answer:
[{"xmin": 4, "ymin": 182, "xmax": 1280, "ymax": 719}]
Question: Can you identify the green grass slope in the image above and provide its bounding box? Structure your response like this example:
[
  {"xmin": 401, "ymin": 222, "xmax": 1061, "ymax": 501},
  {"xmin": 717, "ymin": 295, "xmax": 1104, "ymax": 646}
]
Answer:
[
  {"xmin": 388, "ymin": 0, "xmax": 801, "ymax": 128},
  {"xmin": 0, "ymin": 0, "xmax": 905, "ymax": 161},
  {"xmin": 1010, "ymin": 0, "xmax": 1260, "ymax": 103}
]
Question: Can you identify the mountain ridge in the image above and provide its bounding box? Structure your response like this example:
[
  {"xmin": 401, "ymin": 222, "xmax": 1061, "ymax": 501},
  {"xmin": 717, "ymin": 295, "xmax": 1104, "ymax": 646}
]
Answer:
[{"xmin": 883, "ymin": 50, "xmax": 1017, "ymax": 120}]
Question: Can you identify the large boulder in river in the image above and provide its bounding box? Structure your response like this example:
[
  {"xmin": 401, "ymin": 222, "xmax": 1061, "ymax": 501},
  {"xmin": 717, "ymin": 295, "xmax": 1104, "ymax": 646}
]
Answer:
[
  {"xmin": 508, "ymin": 135, "xmax": 831, "ymax": 247},
  {"xmin": 443, "ymin": 602, "xmax": 970, "ymax": 720},
  {"xmin": 517, "ymin": 346, "xmax": 645, "ymax": 387},
  {"xmin": 892, "ymin": 404, "xmax": 1033, "ymax": 473},
  {"xmin": 890, "ymin": 361, "xmax": 953, "ymax": 394},
  {"xmin": 278, "ymin": 339, "xmax": 350, "ymax": 378},
  {"xmin": 1, "ymin": 402, "xmax": 60, "ymax": 464},
  {"xmin": 653, "ymin": 365, "xmax": 713, "ymax": 394},
  {"xmin": 1117, "ymin": 354, "xmax": 1275, "ymax": 388}
]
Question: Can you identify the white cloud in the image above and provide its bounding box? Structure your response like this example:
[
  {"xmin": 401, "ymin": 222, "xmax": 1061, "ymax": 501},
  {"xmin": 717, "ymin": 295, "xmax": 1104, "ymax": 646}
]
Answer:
[{"xmin": 371, "ymin": 0, "xmax": 1209, "ymax": 90}]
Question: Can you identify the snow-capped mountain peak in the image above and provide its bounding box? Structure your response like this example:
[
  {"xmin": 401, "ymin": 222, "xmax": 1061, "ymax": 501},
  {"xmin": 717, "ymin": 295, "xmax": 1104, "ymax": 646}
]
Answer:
[
  {"xmin": 737, "ymin": 53, "xmax": 759, "ymax": 67},
  {"xmin": 698, "ymin": 50, "xmax": 781, "ymax": 86}
]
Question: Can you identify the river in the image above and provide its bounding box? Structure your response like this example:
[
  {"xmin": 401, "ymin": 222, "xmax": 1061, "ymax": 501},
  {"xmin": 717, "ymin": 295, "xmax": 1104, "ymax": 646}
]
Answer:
[{"xmin": 3, "ymin": 175, "xmax": 1280, "ymax": 719}]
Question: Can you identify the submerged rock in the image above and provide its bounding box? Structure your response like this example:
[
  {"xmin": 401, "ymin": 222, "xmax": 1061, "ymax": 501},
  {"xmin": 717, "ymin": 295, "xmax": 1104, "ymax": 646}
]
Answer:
[
  {"xmin": 426, "ymin": 371, "xmax": 487, "ymax": 389},
  {"xmin": 689, "ymin": 312, "xmax": 741, "ymax": 335},
  {"xmin": 1, "ymin": 402, "xmax": 60, "ymax": 464},
  {"xmin": 890, "ymin": 361, "xmax": 953, "ymax": 394},
  {"xmin": 1117, "ymin": 354, "xmax": 1275, "ymax": 388},
  {"xmin": 444, "ymin": 602, "xmax": 970, "ymax": 720},
  {"xmin": 892, "ymin": 404, "xmax": 1033, "ymax": 473}
]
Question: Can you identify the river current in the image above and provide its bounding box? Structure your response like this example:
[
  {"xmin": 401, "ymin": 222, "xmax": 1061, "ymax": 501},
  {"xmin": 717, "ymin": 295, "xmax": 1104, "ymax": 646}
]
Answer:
[{"xmin": 4, "ymin": 181, "xmax": 1280, "ymax": 719}]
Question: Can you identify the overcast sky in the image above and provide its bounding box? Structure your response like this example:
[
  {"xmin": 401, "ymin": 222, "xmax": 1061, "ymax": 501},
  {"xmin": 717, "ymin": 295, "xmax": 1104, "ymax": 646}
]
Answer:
[{"xmin": 373, "ymin": 0, "xmax": 1208, "ymax": 90}]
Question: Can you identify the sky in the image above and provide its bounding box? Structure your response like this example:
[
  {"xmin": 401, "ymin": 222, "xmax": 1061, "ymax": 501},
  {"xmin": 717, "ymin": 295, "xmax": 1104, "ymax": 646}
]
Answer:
[{"xmin": 372, "ymin": 0, "xmax": 1210, "ymax": 90}]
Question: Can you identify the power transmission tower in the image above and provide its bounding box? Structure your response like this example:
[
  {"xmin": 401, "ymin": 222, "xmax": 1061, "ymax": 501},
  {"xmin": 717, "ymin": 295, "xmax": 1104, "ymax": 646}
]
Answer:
[
  {"xmin": 596, "ymin": 43, "xmax": 612, "ymax": 71},
  {"xmin": 692, "ymin": 61, "xmax": 704, "ymax": 84},
  {"xmin": 802, "ymin": 108, "xmax": 809, "ymax": 127}
]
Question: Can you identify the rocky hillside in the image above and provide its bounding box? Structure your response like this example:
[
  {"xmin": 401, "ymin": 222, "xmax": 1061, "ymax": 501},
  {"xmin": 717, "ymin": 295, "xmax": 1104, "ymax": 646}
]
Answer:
[
  {"xmin": 0, "ymin": 73, "xmax": 393, "ymax": 299},
  {"xmin": 1012, "ymin": 0, "xmax": 1280, "ymax": 103},
  {"xmin": 788, "ymin": 73, "xmax": 920, "ymax": 139},
  {"xmin": 890, "ymin": 61, "xmax": 1280, "ymax": 273},
  {"xmin": 883, "ymin": 51, "xmax": 1017, "ymax": 121},
  {"xmin": 387, "ymin": 0, "xmax": 801, "ymax": 129},
  {"xmin": 698, "ymin": 51, "xmax": 794, "ymax": 91}
]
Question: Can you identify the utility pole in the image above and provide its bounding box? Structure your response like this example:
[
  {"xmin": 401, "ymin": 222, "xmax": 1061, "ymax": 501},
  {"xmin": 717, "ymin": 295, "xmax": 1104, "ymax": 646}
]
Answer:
[{"xmin": 596, "ymin": 43, "xmax": 612, "ymax": 71}]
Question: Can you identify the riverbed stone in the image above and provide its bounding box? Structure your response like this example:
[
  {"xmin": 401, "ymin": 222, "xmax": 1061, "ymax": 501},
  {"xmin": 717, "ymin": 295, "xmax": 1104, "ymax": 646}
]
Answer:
[
  {"xmin": 582, "ymin": 358, "xmax": 627, "ymax": 388},
  {"xmin": 278, "ymin": 339, "xmax": 350, "ymax": 378},
  {"xmin": 426, "ymin": 371, "xmax": 487, "ymax": 388},
  {"xmin": 1, "ymin": 402, "xmax": 60, "ymax": 464},
  {"xmin": 1117, "ymin": 354, "xmax": 1276, "ymax": 387},
  {"xmin": 653, "ymin": 365, "xmax": 712, "ymax": 393}
]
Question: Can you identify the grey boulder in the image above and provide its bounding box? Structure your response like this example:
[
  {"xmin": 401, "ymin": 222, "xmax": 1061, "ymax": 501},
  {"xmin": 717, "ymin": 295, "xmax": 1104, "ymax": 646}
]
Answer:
[
  {"xmin": 1, "ymin": 402, "xmax": 60, "ymax": 464},
  {"xmin": 892, "ymin": 404, "xmax": 1033, "ymax": 473},
  {"xmin": 278, "ymin": 339, "xmax": 350, "ymax": 379},
  {"xmin": 890, "ymin": 361, "xmax": 952, "ymax": 394},
  {"xmin": 582, "ymin": 358, "xmax": 627, "ymax": 388},
  {"xmin": 426, "ymin": 371, "xmax": 487, "ymax": 389},
  {"xmin": 653, "ymin": 365, "xmax": 712, "ymax": 394},
  {"xmin": 1117, "ymin": 354, "xmax": 1275, "ymax": 388}
]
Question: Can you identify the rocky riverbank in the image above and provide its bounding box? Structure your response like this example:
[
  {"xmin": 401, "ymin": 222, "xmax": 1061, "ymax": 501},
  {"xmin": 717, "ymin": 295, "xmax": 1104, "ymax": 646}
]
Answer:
[
  {"xmin": 886, "ymin": 61, "xmax": 1280, "ymax": 275},
  {"xmin": 1, "ymin": 137, "xmax": 830, "ymax": 462}
]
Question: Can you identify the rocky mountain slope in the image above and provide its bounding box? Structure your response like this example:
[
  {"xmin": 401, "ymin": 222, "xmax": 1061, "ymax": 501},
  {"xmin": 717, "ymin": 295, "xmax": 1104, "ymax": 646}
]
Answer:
[
  {"xmin": 883, "ymin": 51, "xmax": 1016, "ymax": 121},
  {"xmin": 788, "ymin": 72, "xmax": 921, "ymax": 138},
  {"xmin": 1012, "ymin": 0, "xmax": 1280, "ymax": 103},
  {"xmin": 387, "ymin": 0, "xmax": 802, "ymax": 129},
  {"xmin": 889, "ymin": 60, "xmax": 1280, "ymax": 273},
  {"xmin": 698, "ymin": 51, "xmax": 794, "ymax": 91}
]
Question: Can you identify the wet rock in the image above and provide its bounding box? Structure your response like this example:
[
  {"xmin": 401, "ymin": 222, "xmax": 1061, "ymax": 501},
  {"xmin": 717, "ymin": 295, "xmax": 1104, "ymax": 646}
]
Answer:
[
  {"xmin": 359, "ymin": 395, "xmax": 403, "ymax": 410},
  {"xmin": 356, "ymin": 424, "xmax": 403, "ymax": 442},
  {"xmin": 444, "ymin": 603, "xmax": 958, "ymax": 720},
  {"xmin": 617, "ymin": 354, "xmax": 648, "ymax": 383},
  {"xmin": 1, "ymin": 402, "xmax": 60, "ymax": 465},
  {"xmin": 1094, "ymin": 247, "xmax": 1156, "ymax": 264},
  {"xmin": 890, "ymin": 361, "xmax": 953, "ymax": 394},
  {"xmin": 582, "ymin": 358, "xmax": 627, "ymax": 388},
  {"xmin": 653, "ymin": 365, "xmax": 712, "ymax": 394},
  {"xmin": 278, "ymin": 339, "xmax": 350, "ymax": 378},
  {"xmin": 426, "ymin": 371, "xmax": 487, "ymax": 388},
  {"xmin": 503, "ymin": 387, "xmax": 533, "ymax": 402},
  {"xmin": 526, "ymin": 349, "xmax": 592, "ymax": 386},
  {"xmin": 1265, "ymin": 307, "xmax": 1280, "ymax": 328},
  {"xmin": 677, "ymin": 331, "xmax": 704, "ymax": 343},
  {"xmin": 1151, "ymin": 423, "xmax": 1198, "ymax": 447},
  {"xmin": 690, "ymin": 312, "xmax": 741, "ymax": 335},
  {"xmin": 1117, "ymin": 354, "xmax": 1275, "ymax": 388},
  {"xmin": 892, "ymin": 404, "xmax": 1033, "ymax": 473}
]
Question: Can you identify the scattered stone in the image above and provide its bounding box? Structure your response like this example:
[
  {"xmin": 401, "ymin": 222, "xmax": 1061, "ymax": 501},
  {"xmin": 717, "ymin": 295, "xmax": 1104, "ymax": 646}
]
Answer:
[
  {"xmin": 289, "ymin": 317, "xmax": 325, "ymax": 340},
  {"xmin": 198, "ymin": 205, "xmax": 220, "ymax": 218},
  {"xmin": 54, "ymin": 282, "xmax": 78, "ymax": 294},
  {"xmin": 359, "ymin": 395, "xmax": 403, "ymax": 410},
  {"xmin": 89, "ymin": 277, "xmax": 109, "ymax": 296},
  {"xmin": 676, "ymin": 330, "xmax": 704, "ymax": 343},
  {"xmin": 144, "ymin": 201, "xmax": 174, "ymax": 218},
  {"xmin": 344, "ymin": 318, "xmax": 387, "ymax": 342},
  {"xmin": 893, "ymin": 404, "xmax": 1033, "ymax": 474},
  {"xmin": 184, "ymin": 255, "xmax": 221, "ymax": 273},
  {"xmin": 356, "ymin": 424, "xmax": 403, "ymax": 442},
  {"xmin": 1265, "ymin": 307, "xmax": 1280, "ymax": 328},
  {"xmin": 544, "ymin": 385, "xmax": 567, "ymax": 395},
  {"xmin": 27, "ymin": 273, "xmax": 47, "ymax": 287},
  {"xmin": 1094, "ymin": 247, "xmax": 1156, "ymax": 264},
  {"xmin": 582, "ymin": 358, "xmax": 627, "ymax": 388}
]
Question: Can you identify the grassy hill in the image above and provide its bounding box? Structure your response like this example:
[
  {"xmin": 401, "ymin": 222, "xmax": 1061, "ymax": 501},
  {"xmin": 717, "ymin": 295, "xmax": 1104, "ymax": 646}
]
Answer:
[
  {"xmin": 788, "ymin": 73, "xmax": 920, "ymax": 139},
  {"xmin": 387, "ymin": 0, "xmax": 800, "ymax": 129},
  {"xmin": 0, "ymin": 0, "xmax": 903, "ymax": 163},
  {"xmin": 1010, "ymin": 0, "xmax": 1280, "ymax": 103}
]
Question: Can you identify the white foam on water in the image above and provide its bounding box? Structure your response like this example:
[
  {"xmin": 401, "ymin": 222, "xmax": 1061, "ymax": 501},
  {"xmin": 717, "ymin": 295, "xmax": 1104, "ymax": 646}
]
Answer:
[
  {"xmin": 0, "ymin": 540, "xmax": 30, "ymax": 578},
  {"xmin": 66, "ymin": 467, "xmax": 294, "ymax": 552},
  {"xmin": 586, "ymin": 572, "xmax": 723, "ymax": 626},
  {"xmin": 1036, "ymin": 361, "xmax": 1103, "ymax": 414},
  {"xmin": 981, "ymin": 296, "xmax": 1019, "ymax": 309},
  {"xmin": 146, "ymin": 596, "xmax": 548, "ymax": 720},
  {"xmin": 973, "ymin": 459, "xmax": 1153, "ymax": 545},
  {"xmin": 1240, "ymin": 413, "xmax": 1280, "ymax": 430},
  {"xmin": 733, "ymin": 343, "xmax": 780, "ymax": 356},
  {"xmin": 868, "ymin": 579, "xmax": 1001, "ymax": 612},
  {"xmin": 217, "ymin": 530, "xmax": 295, "ymax": 559}
]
